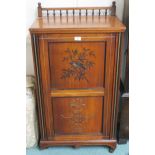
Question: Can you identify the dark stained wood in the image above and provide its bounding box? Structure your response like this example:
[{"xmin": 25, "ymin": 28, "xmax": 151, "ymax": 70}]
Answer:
[
  {"xmin": 118, "ymin": 94, "xmax": 129, "ymax": 144},
  {"xmin": 30, "ymin": 1, "xmax": 126, "ymax": 153},
  {"xmin": 124, "ymin": 44, "xmax": 129, "ymax": 92},
  {"xmin": 38, "ymin": 3, "xmax": 42, "ymax": 17},
  {"xmin": 111, "ymin": 1, "xmax": 116, "ymax": 16}
]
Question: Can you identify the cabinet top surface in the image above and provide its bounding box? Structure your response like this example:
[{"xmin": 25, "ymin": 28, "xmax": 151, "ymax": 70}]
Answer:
[{"xmin": 29, "ymin": 16, "xmax": 126, "ymax": 34}]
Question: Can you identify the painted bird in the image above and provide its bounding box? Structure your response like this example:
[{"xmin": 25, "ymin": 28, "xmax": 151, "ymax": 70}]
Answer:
[{"xmin": 70, "ymin": 61, "xmax": 86, "ymax": 70}]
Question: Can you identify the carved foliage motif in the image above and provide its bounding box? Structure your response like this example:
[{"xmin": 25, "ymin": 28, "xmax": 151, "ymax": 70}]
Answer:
[
  {"xmin": 60, "ymin": 98, "xmax": 94, "ymax": 132},
  {"xmin": 61, "ymin": 48, "xmax": 96, "ymax": 82}
]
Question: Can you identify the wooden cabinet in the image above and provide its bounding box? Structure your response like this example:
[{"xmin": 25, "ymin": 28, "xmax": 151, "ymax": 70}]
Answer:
[{"xmin": 29, "ymin": 2, "xmax": 125, "ymax": 152}]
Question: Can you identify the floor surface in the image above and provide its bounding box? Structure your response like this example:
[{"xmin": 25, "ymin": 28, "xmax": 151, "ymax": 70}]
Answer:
[{"xmin": 26, "ymin": 142, "xmax": 129, "ymax": 155}]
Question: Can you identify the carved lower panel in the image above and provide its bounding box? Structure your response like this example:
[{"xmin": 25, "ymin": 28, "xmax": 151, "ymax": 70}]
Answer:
[
  {"xmin": 52, "ymin": 97, "xmax": 103, "ymax": 135},
  {"xmin": 60, "ymin": 98, "xmax": 95, "ymax": 132}
]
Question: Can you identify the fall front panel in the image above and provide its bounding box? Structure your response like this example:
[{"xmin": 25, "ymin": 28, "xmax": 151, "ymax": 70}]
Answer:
[
  {"xmin": 37, "ymin": 35, "xmax": 116, "ymax": 140},
  {"xmin": 48, "ymin": 42, "xmax": 106, "ymax": 89}
]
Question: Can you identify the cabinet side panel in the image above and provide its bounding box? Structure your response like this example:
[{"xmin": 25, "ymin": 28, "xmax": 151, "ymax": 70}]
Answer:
[
  {"xmin": 30, "ymin": 34, "xmax": 46, "ymax": 140},
  {"xmin": 110, "ymin": 33, "xmax": 123, "ymax": 139},
  {"xmin": 103, "ymin": 34, "xmax": 116, "ymax": 137},
  {"xmin": 39, "ymin": 38, "xmax": 54, "ymax": 139}
]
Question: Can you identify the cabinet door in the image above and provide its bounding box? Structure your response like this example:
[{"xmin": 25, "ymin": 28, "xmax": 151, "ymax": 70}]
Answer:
[{"xmin": 38, "ymin": 34, "xmax": 117, "ymax": 141}]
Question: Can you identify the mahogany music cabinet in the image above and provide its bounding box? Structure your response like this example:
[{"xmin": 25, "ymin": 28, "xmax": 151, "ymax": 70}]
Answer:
[{"xmin": 29, "ymin": 1, "xmax": 126, "ymax": 152}]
